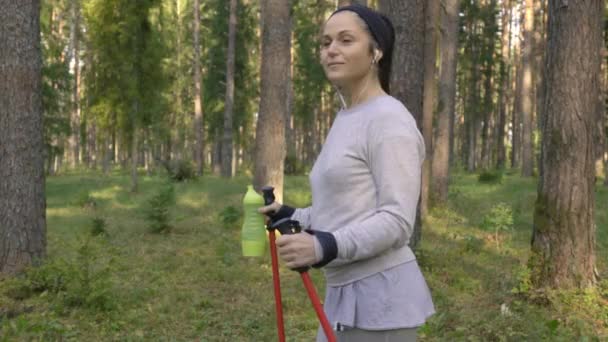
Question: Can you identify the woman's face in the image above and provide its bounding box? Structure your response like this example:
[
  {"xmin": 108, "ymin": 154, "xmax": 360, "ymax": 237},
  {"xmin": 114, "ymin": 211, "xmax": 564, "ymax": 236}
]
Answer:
[{"xmin": 320, "ymin": 11, "xmax": 376, "ymax": 88}]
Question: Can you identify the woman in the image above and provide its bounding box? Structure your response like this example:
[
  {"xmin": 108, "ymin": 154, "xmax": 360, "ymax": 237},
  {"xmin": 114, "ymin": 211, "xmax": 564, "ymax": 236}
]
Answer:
[{"xmin": 259, "ymin": 5, "xmax": 435, "ymax": 342}]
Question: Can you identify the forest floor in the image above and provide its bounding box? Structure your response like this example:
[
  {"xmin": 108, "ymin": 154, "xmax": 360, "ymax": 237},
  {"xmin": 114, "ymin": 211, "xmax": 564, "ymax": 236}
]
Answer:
[{"xmin": 0, "ymin": 169, "xmax": 607, "ymax": 341}]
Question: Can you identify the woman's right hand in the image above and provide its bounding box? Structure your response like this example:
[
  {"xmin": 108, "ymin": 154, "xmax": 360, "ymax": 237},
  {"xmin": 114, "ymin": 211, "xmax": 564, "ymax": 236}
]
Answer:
[{"xmin": 258, "ymin": 201, "xmax": 282, "ymax": 217}]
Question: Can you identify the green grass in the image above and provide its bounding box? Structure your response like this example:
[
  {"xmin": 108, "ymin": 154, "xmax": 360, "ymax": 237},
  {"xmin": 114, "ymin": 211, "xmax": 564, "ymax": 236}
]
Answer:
[{"xmin": 0, "ymin": 170, "xmax": 606, "ymax": 341}]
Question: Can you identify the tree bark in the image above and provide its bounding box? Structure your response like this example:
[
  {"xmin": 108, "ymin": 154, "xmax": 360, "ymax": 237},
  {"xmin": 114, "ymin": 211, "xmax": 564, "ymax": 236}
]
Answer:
[
  {"xmin": 520, "ymin": 0, "xmax": 535, "ymax": 176},
  {"xmin": 378, "ymin": 0, "xmax": 424, "ymax": 249},
  {"xmin": 193, "ymin": 0, "xmax": 204, "ymax": 176},
  {"xmin": 131, "ymin": 110, "xmax": 139, "ymax": 193},
  {"xmin": 69, "ymin": 0, "xmax": 81, "ymax": 168},
  {"xmin": 530, "ymin": 0, "xmax": 602, "ymax": 289},
  {"xmin": 481, "ymin": 0, "xmax": 497, "ymax": 170},
  {"xmin": 511, "ymin": 37, "xmax": 522, "ymax": 169},
  {"xmin": 254, "ymin": 0, "xmax": 290, "ymax": 202},
  {"xmin": 496, "ymin": 0, "xmax": 512, "ymax": 169},
  {"xmin": 221, "ymin": 0, "xmax": 237, "ymax": 178},
  {"xmin": 432, "ymin": 0, "xmax": 460, "ymax": 206},
  {"xmin": 338, "ymin": 0, "xmax": 367, "ymax": 7},
  {"xmin": 0, "ymin": 0, "xmax": 46, "ymax": 275},
  {"xmin": 420, "ymin": 0, "xmax": 439, "ymax": 215}
]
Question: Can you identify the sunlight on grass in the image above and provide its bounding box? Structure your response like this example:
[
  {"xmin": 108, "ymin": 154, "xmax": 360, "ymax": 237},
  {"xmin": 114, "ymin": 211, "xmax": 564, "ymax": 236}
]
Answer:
[{"xmin": 90, "ymin": 185, "xmax": 123, "ymax": 201}]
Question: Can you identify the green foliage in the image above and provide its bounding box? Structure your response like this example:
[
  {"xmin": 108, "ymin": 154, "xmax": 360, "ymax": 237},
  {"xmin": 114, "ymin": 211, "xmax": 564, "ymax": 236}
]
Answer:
[
  {"xmin": 218, "ymin": 205, "xmax": 241, "ymax": 229},
  {"xmin": 478, "ymin": 169, "xmax": 504, "ymax": 184},
  {"xmin": 40, "ymin": 0, "xmax": 72, "ymax": 166},
  {"xmin": 4, "ymin": 238, "xmax": 115, "ymax": 312},
  {"xmin": 2, "ymin": 171, "xmax": 606, "ymax": 340},
  {"xmin": 462, "ymin": 234, "xmax": 484, "ymax": 254},
  {"xmin": 284, "ymin": 153, "xmax": 308, "ymax": 175},
  {"xmin": 82, "ymin": 0, "xmax": 167, "ymax": 162},
  {"xmin": 481, "ymin": 202, "xmax": 514, "ymax": 232},
  {"xmin": 511, "ymin": 264, "xmax": 533, "ymax": 296},
  {"xmin": 144, "ymin": 182, "xmax": 175, "ymax": 233},
  {"xmin": 202, "ymin": 0, "xmax": 259, "ymax": 157},
  {"xmin": 90, "ymin": 217, "xmax": 108, "ymax": 236},
  {"xmin": 164, "ymin": 159, "xmax": 196, "ymax": 182},
  {"xmin": 293, "ymin": 0, "xmax": 334, "ymax": 125},
  {"xmin": 75, "ymin": 190, "xmax": 96, "ymax": 208}
]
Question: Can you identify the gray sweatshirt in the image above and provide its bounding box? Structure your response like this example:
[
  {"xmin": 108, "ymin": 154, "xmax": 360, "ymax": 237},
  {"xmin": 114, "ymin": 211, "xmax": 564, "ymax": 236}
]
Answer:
[{"xmin": 292, "ymin": 95, "xmax": 424, "ymax": 286}]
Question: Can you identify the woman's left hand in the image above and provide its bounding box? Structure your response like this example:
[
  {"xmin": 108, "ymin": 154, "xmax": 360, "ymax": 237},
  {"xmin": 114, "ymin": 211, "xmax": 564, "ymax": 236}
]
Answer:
[{"xmin": 276, "ymin": 232, "xmax": 318, "ymax": 269}]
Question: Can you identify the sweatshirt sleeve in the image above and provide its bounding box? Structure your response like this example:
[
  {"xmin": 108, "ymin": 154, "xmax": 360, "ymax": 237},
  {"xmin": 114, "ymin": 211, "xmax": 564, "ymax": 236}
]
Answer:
[
  {"xmin": 291, "ymin": 206, "xmax": 312, "ymax": 230},
  {"xmin": 332, "ymin": 116, "xmax": 424, "ymax": 263}
]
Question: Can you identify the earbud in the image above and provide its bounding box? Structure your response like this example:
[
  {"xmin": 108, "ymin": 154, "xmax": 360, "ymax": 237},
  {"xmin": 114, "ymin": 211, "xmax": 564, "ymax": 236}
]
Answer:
[{"xmin": 372, "ymin": 50, "xmax": 381, "ymax": 64}]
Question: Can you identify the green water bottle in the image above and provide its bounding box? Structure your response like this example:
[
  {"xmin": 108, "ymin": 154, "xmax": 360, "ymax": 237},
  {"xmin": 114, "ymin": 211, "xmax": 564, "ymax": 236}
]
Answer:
[{"xmin": 241, "ymin": 185, "xmax": 266, "ymax": 257}]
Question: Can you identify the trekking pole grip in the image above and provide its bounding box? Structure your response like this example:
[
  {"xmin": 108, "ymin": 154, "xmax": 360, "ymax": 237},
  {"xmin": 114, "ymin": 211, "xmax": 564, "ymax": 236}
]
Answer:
[{"xmin": 261, "ymin": 186, "xmax": 275, "ymax": 206}]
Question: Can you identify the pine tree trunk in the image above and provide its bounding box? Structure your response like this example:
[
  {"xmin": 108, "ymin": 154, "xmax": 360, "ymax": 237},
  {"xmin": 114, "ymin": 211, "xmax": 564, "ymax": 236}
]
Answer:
[
  {"xmin": 496, "ymin": 0, "xmax": 512, "ymax": 169},
  {"xmin": 530, "ymin": 0, "xmax": 602, "ymax": 290},
  {"xmin": 420, "ymin": 0, "xmax": 438, "ymax": 215},
  {"xmin": 193, "ymin": 0, "xmax": 204, "ymax": 176},
  {"xmin": 285, "ymin": 15, "xmax": 295, "ymax": 172},
  {"xmin": 534, "ymin": 0, "xmax": 546, "ymax": 172},
  {"xmin": 520, "ymin": 0, "xmax": 535, "ymax": 176},
  {"xmin": 88, "ymin": 116, "xmax": 97, "ymax": 169},
  {"xmin": 68, "ymin": 0, "xmax": 80, "ymax": 168},
  {"xmin": 131, "ymin": 110, "xmax": 139, "ymax": 193},
  {"xmin": 481, "ymin": 0, "xmax": 496, "ymax": 170},
  {"xmin": 102, "ymin": 134, "xmax": 110, "ymax": 175},
  {"xmin": 337, "ymin": 0, "xmax": 367, "ymax": 7},
  {"xmin": 511, "ymin": 41, "xmax": 522, "ymax": 169},
  {"xmin": 0, "ymin": 0, "xmax": 46, "ymax": 275},
  {"xmin": 254, "ymin": 0, "xmax": 290, "ymax": 202},
  {"xmin": 378, "ymin": 0, "xmax": 424, "ymax": 249},
  {"xmin": 604, "ymin": 136, "xmax": 608, "ymax": 186},
  {"xmin": 221, "ymin": 0, "xmax": 237, "ymax": 178},
  {"xmin": 432, "ymin": 0, "xmax": 460, "ymax": 205}
]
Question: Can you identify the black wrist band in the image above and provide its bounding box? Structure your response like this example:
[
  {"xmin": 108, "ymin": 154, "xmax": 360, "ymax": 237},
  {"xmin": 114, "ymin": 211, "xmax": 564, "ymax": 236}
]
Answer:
[{"xmin": 305, "ymin": 229, "xmax": 337, "ymax": 268}]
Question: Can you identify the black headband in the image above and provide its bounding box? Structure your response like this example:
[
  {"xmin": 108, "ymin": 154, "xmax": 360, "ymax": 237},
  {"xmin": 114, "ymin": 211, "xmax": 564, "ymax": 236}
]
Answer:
[{"xmin": 330, "ymin": 4, "xmax": 395, "ymax": 56}]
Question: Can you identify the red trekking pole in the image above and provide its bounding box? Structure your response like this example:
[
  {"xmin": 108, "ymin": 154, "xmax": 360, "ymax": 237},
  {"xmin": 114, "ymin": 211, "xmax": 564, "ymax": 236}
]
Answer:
[{"xmin": 262, "ymin": 186, "xmax": 337, "ymax": 342}]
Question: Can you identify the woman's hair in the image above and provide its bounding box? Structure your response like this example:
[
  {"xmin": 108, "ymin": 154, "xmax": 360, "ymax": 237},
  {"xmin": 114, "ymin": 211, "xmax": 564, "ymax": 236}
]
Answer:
[{"xmin": 330, "ymin": 5, "xmax": 395, "ymax": 94}]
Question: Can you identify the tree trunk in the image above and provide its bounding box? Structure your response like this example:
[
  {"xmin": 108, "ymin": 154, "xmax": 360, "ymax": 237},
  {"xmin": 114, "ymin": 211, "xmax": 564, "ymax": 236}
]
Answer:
[
  {"xmin": 193, "ymin": 0, "xmax": 204, "ymax": 176},
  {"xmin": 285, "ymin": 16, "xmax": 296, "ymax": 173},
  {"xmin": 481, "ymin": 0, "xmax": 497, "ymax": 170},
  {"xmin": 88, "ymin": 115, "xmax": 97, "ymax": 169},
  {"xmin": 102, "ymin": 134, "xmax": 110, "ymax": 175},
  {"xmin": 338, "ymin": 0, "xmax": 367, "ymax": 7},
  {"xmin": 511, "ymin": 40, "xmax": 522, "ymax": 169},
  {"xmin": 520, "ymin": 0, "xmax": 535, "ymax": 176},
  {"xmin": 530, "ymin": 0, "xmax": 602, "ymax": 290},
  {"xmin": 0, "ymin": 0, "xmax": 46, "ymax": 275},
  {"xmin": 378, "ymin": 0, "xmax": 424, "ymax": 249},
  {"xmin": 254, "ymin": 0, "xmax": 290, "ymax": 203},
  {"xmin": 221, "ymin": 0, "xmax": 237, "ymax": 178},
  {"xmin": 420, "ymin": 0, "xmax": 438, "ymax": 215},
  {"xmin": 534, "ymin": 0, "xmax": 546, "ymax": 173},
  {"xmin": 69, "ymin": 0, "xmax": 81, "ymax": 168},
  {"xmin": 432, "ymin": 0, "xmax": 460, "ymax": 206},
  {"xmin": 496, "ymin": 0, "xmax": 512, "ymax": 169},
  {"xmin": 131, "ymin": 114, "xmax": 139, "ymax": 193}
]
